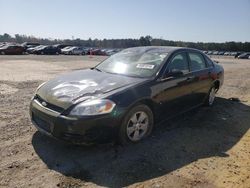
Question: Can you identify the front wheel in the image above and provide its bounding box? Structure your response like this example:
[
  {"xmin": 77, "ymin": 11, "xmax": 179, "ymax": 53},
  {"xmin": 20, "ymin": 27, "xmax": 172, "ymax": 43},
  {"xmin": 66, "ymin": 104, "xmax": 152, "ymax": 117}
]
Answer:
[
  {"xmin": 119, "ymin": 104, "xmax": 154, "ymax": 145},
  {"xmin": 205, "ymin": 86, "xmax": 216, "ymax": 106}
]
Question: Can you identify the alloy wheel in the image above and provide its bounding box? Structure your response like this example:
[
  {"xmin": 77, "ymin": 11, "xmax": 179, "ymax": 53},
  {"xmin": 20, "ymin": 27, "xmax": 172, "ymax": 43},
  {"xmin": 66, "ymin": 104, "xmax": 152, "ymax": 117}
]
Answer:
[
  {"xmin": 126, "ymin": 111, "xmax": 149, "ymax": 141},
  {"xmin": 209, "ymin": 87, "xmax": 216, "ymax": 105}
]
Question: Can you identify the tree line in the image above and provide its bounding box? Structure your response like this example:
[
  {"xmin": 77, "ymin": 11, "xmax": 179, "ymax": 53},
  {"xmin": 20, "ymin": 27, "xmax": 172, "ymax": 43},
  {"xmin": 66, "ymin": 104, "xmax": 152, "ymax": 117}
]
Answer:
[{"xmin": 1, "ymin": 33, "xmax": 250, "ymax": 52}]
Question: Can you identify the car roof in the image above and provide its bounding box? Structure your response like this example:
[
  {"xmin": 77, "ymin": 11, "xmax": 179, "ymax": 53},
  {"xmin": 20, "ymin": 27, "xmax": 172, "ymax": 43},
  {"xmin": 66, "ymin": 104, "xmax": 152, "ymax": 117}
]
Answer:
[{"xmin": 124, "ymin": 46, "xmax": 198, "ymax": 54}]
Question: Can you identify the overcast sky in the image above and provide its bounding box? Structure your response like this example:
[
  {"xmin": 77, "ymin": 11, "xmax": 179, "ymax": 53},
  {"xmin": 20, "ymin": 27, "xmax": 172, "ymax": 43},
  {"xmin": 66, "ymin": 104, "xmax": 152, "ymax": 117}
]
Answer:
[{"xmin": 1, "ymin": 0, "xmax": 250, "ymax": 42}]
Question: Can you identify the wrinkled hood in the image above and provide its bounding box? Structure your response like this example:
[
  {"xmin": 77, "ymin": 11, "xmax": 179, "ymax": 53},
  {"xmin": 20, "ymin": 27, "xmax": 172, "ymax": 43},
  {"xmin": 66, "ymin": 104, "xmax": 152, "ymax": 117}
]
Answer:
[{"xmin": 36, "ymin": 69, "xmax": 145, "ymax": 109}]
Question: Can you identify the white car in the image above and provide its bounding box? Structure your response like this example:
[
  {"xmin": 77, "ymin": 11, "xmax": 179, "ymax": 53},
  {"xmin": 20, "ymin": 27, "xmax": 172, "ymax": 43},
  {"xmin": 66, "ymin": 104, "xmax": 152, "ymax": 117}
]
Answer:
[
  {"xmin": 61, "ymin": 46, "xmax": 86, "ymax": 55},
  {"xmin": 61, "ymin": 46, "xmax": 74, "ymax": 54}
]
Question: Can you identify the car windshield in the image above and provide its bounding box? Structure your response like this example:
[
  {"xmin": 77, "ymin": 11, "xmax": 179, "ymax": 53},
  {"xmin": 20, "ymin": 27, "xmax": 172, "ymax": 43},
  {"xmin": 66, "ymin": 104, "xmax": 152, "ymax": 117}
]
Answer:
[{"xmin": 96, "ymin": 48, "xmax": 168, "ymax": 78}]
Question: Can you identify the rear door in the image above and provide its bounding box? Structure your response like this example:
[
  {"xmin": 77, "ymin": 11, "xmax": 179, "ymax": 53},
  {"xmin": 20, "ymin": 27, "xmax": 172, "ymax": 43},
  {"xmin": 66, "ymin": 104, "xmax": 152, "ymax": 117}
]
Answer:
[{"xmin": 187, "ymin": 52, "xmax": 213, "ymax": 105}]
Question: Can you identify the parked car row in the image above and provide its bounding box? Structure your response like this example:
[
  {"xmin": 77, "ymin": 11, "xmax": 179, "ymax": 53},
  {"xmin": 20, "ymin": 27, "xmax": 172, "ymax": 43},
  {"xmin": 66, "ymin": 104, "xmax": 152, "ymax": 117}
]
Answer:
[
  {"xmin": 0, "ymin": 42, "xmax": 122, "ymax": 56},
  {"xmin": 26, "ymin": 44, "xmax": 122, "ymax": 56},
  {"xmin": 1, "ymin": 42, "xmax": 249, "ymax": 59},
  {"xmin": 27, "ymin": 45, "xmax": 61, "ymax": 55},
  {"xmin": 203, "ymin": 50, "xmax": 250, "ymax": 59}
]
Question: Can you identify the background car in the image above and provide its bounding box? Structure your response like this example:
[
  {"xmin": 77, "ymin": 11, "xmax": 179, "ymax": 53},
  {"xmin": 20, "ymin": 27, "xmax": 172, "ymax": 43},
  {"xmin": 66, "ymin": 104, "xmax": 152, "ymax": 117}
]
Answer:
[
  {"xmin": 237, "ymin": 53, "xmax": 250, "ymax": 59},
  {"xmin": 0, "ymin": 42, "xmax": 8, "ymax": 48},
  {"xmin": 90, "ymin": 48, "xmax": 107, "ymax": 55},
  {"xmin": 234, "ymin": 52, "xmax": 243, "ymax": 58},
  {"xmin": 33, "ymin": 45, "xmax": 61, "ymax": 55},
  {"xmin": 218, "ymin": 51, "xmax": 225, "ymax": 55},
  {"xmin": 61, "ymin": 46, "xmax": 73, "ymax": 54},
  {"xmin": 61, "ymin": 46, "xmax": 87, "ymax": 55},
  {"xmin": 21, "ymin": 42, "xmax": 40, "ymax": 50},
  {"xmin": 0, "ymin": 44, "xmax": 25, "ymax": 55},
  {"xmin": 53, "ymin": 44, "xmax": 72, "ymax": 51},
  {"xmin": 26, "ymin": 45, "xmax": 44, "ymax": 54}
]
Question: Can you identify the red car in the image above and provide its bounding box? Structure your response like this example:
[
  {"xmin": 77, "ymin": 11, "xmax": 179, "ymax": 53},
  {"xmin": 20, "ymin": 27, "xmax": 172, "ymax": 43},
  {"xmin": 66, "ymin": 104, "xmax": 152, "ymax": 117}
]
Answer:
[
  {"xmin": 90, "ymin": 49, "xmax": 107, "ymax": 56},
  {"xmin": 0, "ymin": 45, "xmax": 25, "ymax": 55}
]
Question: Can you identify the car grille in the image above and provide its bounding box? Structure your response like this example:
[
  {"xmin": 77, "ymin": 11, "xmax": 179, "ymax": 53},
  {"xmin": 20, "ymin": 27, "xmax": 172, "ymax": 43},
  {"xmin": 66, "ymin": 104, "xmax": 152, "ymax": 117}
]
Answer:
[
  {"xmin": 35, "ymin": 95, "xmax": 64, "ymax": 113},
  {"xmin": 33, "ymin": 113, "xmax": 52, "ymax": 133}
]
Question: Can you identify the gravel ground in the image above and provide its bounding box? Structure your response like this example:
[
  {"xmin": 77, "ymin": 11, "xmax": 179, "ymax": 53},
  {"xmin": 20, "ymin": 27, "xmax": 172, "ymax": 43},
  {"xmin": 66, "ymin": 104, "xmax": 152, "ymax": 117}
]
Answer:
[{"xmin": 0, "ymin": 55, "xmax": 250, "ymax": 188}]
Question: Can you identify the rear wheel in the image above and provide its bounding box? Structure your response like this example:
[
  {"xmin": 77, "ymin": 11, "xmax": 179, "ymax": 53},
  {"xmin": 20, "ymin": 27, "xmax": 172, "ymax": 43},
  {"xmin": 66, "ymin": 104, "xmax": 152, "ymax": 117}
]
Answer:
[
  {"xmin": 119, "ymin": 104, "xmax": 154, "ymax": 145},
  {"xmin": 205, "ymin": 86, "xmax": 216, "ymax": 106},
  {"xmin": 1, "ymin": 51, "xmax": 5, "ymax": 55}
]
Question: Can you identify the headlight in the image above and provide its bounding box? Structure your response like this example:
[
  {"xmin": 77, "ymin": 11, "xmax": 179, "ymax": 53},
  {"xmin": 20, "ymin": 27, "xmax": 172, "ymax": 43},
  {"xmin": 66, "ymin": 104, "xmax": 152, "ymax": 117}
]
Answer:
[{"xmin": 69, "ymin": 99, "xmax": 116, "ymax": 116}]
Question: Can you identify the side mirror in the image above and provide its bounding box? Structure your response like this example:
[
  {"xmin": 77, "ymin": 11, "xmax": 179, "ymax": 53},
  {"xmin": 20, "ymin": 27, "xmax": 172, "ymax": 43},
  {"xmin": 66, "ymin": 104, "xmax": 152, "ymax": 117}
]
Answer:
[{"xmin": 214, "ymin": 60, "xmax": 219, "ymax": 64}]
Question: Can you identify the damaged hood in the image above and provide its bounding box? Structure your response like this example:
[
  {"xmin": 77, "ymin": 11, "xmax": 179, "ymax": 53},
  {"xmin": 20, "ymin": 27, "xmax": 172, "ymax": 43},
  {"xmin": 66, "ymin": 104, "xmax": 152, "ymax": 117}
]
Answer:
[{"xmin": 36, "ymin": 69, "xmax": 145, "ymax": 109}]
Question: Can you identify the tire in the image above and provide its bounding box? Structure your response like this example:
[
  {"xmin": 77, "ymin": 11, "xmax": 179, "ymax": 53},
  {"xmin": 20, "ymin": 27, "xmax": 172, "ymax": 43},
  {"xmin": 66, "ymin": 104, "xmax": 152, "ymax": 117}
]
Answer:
[
  {"xmin": 119, "ymin": 104, "xmax": 154, "ymax": 145},
  {"xmin": 204, "ymin": 86, "xmax": 216, "ymax": 106},
  {"xmin": 1, "ymin": 51, "xmax": 5, "ymax": 55}
]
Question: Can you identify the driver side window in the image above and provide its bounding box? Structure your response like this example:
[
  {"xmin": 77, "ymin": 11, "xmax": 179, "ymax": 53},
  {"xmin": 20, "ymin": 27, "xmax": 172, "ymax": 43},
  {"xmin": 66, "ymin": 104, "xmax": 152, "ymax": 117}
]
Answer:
[{"xmin": 168, "ymin": 53, "xmax": 189, "ymax": 74}]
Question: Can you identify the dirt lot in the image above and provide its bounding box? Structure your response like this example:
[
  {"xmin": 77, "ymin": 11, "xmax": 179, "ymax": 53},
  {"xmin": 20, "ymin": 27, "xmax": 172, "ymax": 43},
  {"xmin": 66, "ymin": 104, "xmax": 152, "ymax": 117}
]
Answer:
[{"xmin": 0, "ymin": 55, "xmax": 250, "ymax": 188}]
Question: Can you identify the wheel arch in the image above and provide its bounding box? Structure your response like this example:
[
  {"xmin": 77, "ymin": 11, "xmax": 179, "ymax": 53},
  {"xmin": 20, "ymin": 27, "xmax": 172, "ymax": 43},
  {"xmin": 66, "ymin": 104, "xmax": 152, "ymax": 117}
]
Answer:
[{"xmin": 127, "ymin": 98, "xmax": 157, "ymax": 122}]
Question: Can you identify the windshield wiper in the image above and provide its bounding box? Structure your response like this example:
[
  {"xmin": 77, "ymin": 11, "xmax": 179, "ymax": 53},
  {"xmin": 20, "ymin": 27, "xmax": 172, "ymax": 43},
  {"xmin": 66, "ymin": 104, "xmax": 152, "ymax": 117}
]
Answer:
[{"xmin": 91, "ymin": 67, "xmax": 102, "ymax": 72}]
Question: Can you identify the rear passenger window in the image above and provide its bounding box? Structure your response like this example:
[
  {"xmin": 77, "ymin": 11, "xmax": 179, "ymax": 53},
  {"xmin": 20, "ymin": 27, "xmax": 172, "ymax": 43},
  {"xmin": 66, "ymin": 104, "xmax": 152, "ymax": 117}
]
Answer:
[
  {"xmin": 168, "ymin": 53, "xmax": 189, "ymax": 73},
  {"xmin": 188, "ymin": 53, "xmax": 207, "ymax": 71}
]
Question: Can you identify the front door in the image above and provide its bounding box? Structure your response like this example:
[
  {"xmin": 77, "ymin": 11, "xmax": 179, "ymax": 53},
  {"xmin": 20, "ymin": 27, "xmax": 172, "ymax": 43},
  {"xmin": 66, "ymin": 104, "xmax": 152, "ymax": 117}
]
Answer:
[{"xmin": 152, "ymin": 52, "xmax": 195, "ymax": 119}]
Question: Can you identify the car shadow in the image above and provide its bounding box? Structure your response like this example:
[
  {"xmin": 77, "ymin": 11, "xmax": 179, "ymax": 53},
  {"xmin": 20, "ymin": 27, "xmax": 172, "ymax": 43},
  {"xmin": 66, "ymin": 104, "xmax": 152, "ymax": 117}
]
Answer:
[{"xmin": 32, "ymin": 97, "xmax": 250, "ymax": 187}]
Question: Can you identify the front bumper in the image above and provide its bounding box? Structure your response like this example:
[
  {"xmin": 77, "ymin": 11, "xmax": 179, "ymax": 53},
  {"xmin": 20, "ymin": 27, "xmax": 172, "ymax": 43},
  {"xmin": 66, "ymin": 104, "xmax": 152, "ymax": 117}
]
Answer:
[{"xmin": 30, "ymin": 98, "xmax": 122, "ymax": 144}]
